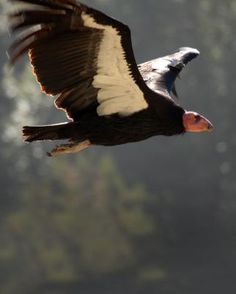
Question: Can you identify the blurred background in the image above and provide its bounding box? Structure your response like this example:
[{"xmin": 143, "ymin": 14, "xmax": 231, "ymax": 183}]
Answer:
[{"xmin": 0, "ymin": 0, "xmax": 236, "ymax": 293}]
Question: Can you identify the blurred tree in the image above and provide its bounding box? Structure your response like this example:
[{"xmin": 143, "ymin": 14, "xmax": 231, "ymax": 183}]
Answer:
[{"xmin": 0, "ymin": 153, "xmax": 155, "ymax": 293}]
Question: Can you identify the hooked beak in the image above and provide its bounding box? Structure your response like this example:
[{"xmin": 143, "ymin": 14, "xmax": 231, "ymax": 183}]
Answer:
[{"xmin": 183, "ymin": 111, "xmax": 213, "ymax": 133}]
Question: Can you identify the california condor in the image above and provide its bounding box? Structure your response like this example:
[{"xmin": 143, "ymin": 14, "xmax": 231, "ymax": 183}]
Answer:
[{"xmin": 8, "ymin": 0, "xmax": 213, "ymax": 156}]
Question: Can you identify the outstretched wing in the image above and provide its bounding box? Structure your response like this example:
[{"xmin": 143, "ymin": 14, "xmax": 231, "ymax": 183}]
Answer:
[
  {"xmin": 138, "ymin": 47, "xmax": 200, "ymax": 97},
  {"xmin": 9, "ymin": 0, "xmax": 149, "ymax": 120}
]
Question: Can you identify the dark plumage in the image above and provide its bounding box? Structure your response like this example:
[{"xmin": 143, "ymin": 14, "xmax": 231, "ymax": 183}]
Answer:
[{"xmin": 8, "ymin": 0, "xmax": 213, "ymax": 156}]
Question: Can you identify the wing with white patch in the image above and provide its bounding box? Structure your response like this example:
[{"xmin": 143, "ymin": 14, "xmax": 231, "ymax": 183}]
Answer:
[
  {"xmin": 9, "ymin": 0, "xmax": 149, "ymax": 120},
  {"xmin": 138, "ymin": 47, "xmax": 200, "ymax": 97}
]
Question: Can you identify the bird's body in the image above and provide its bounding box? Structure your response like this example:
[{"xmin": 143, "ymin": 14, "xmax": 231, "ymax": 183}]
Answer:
[
  {"xmin": 25, "ymin": 102, "xmax": 184, "ymax": 145},
  {"xmin": 8, "ymin": 0, "xmax": 213, "ymax": 156}
]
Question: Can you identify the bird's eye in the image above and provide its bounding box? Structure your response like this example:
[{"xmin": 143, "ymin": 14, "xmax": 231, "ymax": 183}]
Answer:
[{"xmin": 195, "ymin": 115, "xmax": 201, "ymax": 122}]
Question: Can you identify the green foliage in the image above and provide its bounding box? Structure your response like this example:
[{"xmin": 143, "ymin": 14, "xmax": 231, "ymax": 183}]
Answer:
[
  {"xmin": 138, "ymin": 266, "xmax": 167, "ymax": 283},
  {"xmin": 0, "ymin": 154, "xmax": 155, "ymax": 292}
]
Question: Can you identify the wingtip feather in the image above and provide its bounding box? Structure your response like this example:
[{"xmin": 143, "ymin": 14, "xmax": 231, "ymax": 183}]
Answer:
[{"xmin": 178, "ymin": 47, "xmax": 200, "ymax": 56}]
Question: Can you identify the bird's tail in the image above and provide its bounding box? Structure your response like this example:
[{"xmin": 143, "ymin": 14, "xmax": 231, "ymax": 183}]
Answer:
[{"xmin": 23, "ymin": 122, "xmax": 77, "ymax": 142}]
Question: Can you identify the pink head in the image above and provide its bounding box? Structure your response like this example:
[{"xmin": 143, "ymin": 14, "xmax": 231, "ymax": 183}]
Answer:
[{"xmin": 183, "ymin": 111, "xmax": 213, "ymax": 133}]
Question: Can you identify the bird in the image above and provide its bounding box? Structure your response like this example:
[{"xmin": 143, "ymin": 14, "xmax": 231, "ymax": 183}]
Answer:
[{"xmin": 8, "ymin": 0, "xmax": 213, "ymax": 156}]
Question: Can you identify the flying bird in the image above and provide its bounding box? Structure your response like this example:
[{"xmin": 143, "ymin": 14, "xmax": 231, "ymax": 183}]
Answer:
[{"xmin": 8, "ymin": 0, "xmax": 213, "ymax": 156}]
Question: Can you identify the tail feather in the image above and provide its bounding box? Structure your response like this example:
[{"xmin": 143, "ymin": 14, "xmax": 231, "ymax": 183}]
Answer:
[{"xmin": 23, "ymin": 122, "xmax": 76, "ymax": 142}]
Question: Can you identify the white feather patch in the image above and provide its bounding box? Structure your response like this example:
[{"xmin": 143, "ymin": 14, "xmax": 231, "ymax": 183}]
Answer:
[{"xmin": 81, "ymin": 13, "xmax": 148, "ymax": 116}]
